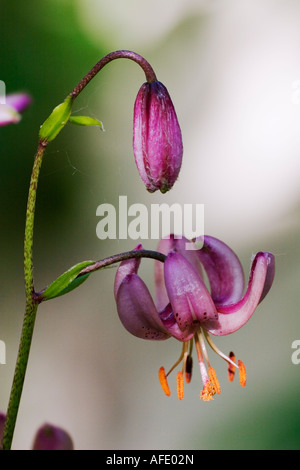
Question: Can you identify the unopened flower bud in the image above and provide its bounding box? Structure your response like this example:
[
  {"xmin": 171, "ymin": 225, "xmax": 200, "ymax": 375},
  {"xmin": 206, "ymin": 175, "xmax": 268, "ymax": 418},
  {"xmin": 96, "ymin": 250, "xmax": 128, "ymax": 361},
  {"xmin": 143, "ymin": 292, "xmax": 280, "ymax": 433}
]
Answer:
[
  {"xmin": 32, "ymin": 423, "xmax": 74, "ymax": 450},
  {"xmin": 133, "ymin": 81, "xmax": 183, "ymax": 193}
]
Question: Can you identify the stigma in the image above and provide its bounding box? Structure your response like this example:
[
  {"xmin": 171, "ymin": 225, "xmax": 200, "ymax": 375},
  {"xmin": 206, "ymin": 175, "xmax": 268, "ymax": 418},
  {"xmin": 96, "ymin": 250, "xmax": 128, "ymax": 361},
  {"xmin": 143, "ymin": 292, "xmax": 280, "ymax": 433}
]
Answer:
[{"xmin": 158, "ymin": 327, "xmax": 247, "ymax": 400}]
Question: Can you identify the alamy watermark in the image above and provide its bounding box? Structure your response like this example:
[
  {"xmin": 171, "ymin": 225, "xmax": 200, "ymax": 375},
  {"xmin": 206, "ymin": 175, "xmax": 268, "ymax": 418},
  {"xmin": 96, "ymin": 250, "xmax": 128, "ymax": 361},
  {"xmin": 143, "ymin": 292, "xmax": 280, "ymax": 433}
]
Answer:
[
  {"xmin": 0, "ymin": 80, "xmax": 6, "ymax": 104},
  {"xmin": 291, "ymin": 340, "xmax": 300, "ymax": 365},
  {"xmin": 96, "ymin": 196, "xmax": 204, "ymax": 249},
  {"xmin": 0, "ymin": 340, "xmax": 6, "ymax": 365}
]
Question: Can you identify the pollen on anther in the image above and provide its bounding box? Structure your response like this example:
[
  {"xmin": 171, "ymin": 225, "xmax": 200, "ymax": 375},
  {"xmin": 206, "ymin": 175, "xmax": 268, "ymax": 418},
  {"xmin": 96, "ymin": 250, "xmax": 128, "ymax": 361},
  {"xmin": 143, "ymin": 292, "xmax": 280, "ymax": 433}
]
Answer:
[
  {"xmin": 238, "ymin": 360, "xmax": 247, "ymax": 388},
  {"xmin": 208, "ymin": 366, "xmax": 221, "ymax": 395},
  {"xmin": 176, "ymin": 371, "xmax": 184, "ymax": 400},
  {"xmin": 228, "ymin": 351, "xmax": 236, "ymax": 383},
  {"xmin": 200, "ymin": 382, "xmax": 215, "ymax": 401},
  {"xmin": 158, "ymin": 366, "xmax": 171, "ymax": 396}
]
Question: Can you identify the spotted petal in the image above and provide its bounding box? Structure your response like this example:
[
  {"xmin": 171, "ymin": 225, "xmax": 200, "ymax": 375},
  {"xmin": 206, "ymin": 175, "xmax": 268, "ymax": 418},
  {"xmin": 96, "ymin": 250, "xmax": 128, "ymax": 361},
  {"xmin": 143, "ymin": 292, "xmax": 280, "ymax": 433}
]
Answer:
[
  {"xmin": 116, "ymin": 273, "xmax": 170, "ymax": 340},
  {"xmin": 205, "ymin": 252, "xmax": 275, "ymax": 336}
]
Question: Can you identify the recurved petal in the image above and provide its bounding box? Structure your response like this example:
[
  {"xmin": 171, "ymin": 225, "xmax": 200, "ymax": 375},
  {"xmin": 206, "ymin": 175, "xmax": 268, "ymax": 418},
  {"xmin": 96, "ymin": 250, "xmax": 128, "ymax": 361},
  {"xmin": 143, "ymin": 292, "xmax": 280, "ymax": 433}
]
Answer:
[
  {"xmin": 195, "ymin": 235, "xmax": 245, "ymax": 306},
  {"xmin": 205, "ymin": 252, "xmax": 275, "ymax": 336},
  {"xmin": 116, "ymin": 273, "xmax": 170, "ymax": 340},
  {"xmin": 164, "ymin": 251, "xmax": 218, "ymax": 334},
  {"xmin": 114, "ymin": 244, "xmax": 143, "ymax": 299}
]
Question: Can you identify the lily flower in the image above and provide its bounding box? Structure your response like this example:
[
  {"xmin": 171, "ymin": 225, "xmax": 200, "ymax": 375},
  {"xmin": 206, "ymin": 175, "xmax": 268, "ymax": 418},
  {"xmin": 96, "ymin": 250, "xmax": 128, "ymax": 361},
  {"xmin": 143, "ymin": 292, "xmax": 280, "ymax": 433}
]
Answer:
[
  {"xmin": 0, "ymin": 92, "xmax": 31, "ymax": 127},
  {"xmin": 133, "ymin": 81, "xmax": 183, "ymax": 193},
  {"xmin": 114, "ymin": 235, "xmax": 275, "ymax": 401}
]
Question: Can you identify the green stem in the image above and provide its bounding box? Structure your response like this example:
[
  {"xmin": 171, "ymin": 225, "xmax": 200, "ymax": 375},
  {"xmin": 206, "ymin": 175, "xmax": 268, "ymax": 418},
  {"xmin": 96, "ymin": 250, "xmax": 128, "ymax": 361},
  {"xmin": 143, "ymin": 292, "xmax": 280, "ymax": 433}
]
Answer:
[{"xmin": 1, "ymin": 139, "xmax": 48, "ymax": 450}]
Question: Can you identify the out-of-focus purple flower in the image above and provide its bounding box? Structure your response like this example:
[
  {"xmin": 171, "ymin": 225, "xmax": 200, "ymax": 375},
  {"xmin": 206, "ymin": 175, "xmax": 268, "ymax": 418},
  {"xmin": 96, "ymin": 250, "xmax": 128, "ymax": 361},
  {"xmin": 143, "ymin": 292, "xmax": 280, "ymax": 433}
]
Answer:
[
  {"xmin": 0, "ymin": 92, "xmax": 31, "ymax": 127},
  {"xmin": 0, "ymin": 411, "xmax": 5, "ymax": 444},
  {"xmin": 32, "ymin": 423, "xmax": 74, "ymax": 450},
  {"xmin": 133, "ymin": 81, "xmax": 183, "ymax": 193},
  {"xmin": 114, "ymin": 235, "xmax": 275, "ymax": 400}
]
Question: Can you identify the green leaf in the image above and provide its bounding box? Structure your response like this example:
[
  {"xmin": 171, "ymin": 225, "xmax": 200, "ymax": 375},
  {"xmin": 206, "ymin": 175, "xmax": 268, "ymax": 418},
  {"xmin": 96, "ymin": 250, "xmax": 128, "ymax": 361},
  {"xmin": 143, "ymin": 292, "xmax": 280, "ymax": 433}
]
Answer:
[
  {"xmin": 41, "ymin": 260, "xmax": 94, "ymax": 301},
  {"xmin": 39, "ymin": 95, "xmax": 73, "ymax": 142},
  {"xmin": 69, "ymin": 115, "xmax": 104, "ymax": 130}
]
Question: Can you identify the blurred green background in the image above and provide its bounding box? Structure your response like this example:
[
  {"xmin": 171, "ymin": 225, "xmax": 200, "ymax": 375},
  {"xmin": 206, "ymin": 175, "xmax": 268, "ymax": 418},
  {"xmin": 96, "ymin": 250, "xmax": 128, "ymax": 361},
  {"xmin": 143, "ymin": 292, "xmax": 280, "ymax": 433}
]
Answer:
[{"xmin": 1, "ymin": 0, "xmax": 300, "ymax": 450}]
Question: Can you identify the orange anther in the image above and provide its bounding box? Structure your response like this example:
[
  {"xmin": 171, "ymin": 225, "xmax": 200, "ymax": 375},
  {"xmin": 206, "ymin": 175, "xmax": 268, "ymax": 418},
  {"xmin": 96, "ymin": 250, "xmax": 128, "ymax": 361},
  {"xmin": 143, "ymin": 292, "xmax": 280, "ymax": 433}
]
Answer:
[
  {"xmin": 208, "ymin": 366, "xmax": 221, "ymax": 395},
  {"xmin": 176, "ymin": 371, "xmax": 184, "ymax": 400},
  {"xmin": 158, "ymin": 366, "xmax": 171, "ymax": 396},
  {"xmin": 228, "ymin": 351, "xmax": 236, "ymax": 383},
  {"xmin": 238, "ymin": 360, "xmax": 247, "ymax": 387},
  {"xmin": 200, "ymin": 381, "xmax": 215, "ymax": 401}
]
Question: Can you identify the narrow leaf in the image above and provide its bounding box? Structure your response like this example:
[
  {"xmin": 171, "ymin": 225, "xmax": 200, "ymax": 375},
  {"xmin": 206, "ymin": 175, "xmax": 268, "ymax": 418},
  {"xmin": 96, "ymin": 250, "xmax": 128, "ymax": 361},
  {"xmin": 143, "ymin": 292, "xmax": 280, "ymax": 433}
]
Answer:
[
  {"xmin": 41, "ymin": 260, "xmax": 94, "ymax": 301},
  {"xmin": 69, "ymin": 115, "xmax": 104, "ymax": 131}
]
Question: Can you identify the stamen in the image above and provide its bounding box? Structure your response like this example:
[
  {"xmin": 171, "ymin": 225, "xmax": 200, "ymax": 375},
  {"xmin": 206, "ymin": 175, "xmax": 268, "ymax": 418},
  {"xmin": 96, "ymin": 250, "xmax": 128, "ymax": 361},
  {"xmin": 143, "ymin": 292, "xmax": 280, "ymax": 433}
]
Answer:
[
  {"xmin": 200, "ymin": 381, "xmax": 215, "ymax": 401},
  {"xmin": 195, "ymin": 331, "xmax": 209, "ymax": 385},
  {"xmin": 158, "ymin": 366, "xmax": 171, "ymax": 396},
  {"xmin": 208, "ymin": 366, "xmax": 221, "ymax": 395},
  {"xmin": 238, "ymin": 360, "xmax": 247, "ymax": 387},
  {"xmin": 165, "ymin": 342, "xmax": 186, "ymax": 377},
  {"xmin": 198, "ymin": 328, "xmax": 211, "ymax": 367},
  {"xmin": 185, "ymin": 355, "xmax": 193, "ymax": 383},
  {"xmin": 228, "ymin": 351, "xmax": 236, "ymax": 382},
  {"xmin": 176, "ymin": 371, "xmax": 184, "ymax": 400},
  {"xmin": 203, "ymin": 330, "xmax": 239, "ymax": 369}
]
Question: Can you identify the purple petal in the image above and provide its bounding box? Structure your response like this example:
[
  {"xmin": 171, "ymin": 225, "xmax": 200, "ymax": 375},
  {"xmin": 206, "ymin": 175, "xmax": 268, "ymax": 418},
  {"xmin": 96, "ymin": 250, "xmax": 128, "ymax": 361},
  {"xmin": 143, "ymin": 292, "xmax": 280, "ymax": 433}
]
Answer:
[
  {"xmin": 5, "ymin": 92, "xmax": 32, "ymax": 112},
  {"xmin": 205, "ymin": 252, "xmax": 275, "ymax": 336},
  {"xmin": 154, "ymin": 235, "xmax": 203, "ymax": 311},
  {"xmin": 164, "ymin": 251, "xmax": 218, "ymax": 334},
  {"xmin": 114, "ymin": 243, "xmax": 143, "ymax": 299},
  {"xmin": 195, "ymin": 235, "xmax": 245, "ymax": 306},
  {"xmin": 116, "ymin": 273, "xmax": 170, "ymax": 340},
  {"xmin": 258, "ymin": 252, "xmax": 275, "ymax": 303},
  {"xmin": 32, "ymin": 423, "xmax": 74, "ymax": 450}
]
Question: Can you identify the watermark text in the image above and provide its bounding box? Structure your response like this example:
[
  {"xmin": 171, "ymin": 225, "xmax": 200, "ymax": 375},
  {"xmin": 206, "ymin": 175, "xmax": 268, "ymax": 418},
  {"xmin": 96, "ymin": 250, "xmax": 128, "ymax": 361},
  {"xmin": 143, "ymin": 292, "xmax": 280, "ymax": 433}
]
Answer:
[{"xmin": 96, "ymin": 196, "xmax": 204, "ymax": 249}]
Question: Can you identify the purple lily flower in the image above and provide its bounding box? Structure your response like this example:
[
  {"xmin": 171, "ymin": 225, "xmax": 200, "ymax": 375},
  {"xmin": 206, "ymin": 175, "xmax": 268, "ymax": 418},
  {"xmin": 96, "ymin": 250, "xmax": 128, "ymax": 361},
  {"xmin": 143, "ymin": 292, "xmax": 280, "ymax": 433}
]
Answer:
[
  {"xmin": 114, "ymin": 235, "xmax": 275, "ymax": 401},
  {"xmin": 32, "ymin": 423, "xmax": 74, "ymax": 450},
  {"xmin": 133, "ymin": 81, "xmax": 183, "ymax": 193},
  {"xmin": 0, "ymin": 92, "xmax": 31, "ymax": 127}
]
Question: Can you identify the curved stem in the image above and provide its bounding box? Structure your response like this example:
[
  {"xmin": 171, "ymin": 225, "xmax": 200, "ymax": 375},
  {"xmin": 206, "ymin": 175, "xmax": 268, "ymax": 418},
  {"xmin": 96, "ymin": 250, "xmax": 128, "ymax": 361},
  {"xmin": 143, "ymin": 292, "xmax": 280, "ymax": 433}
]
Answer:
[
  {"xmin": 78, "ymin": 249, "xmax": 166, "ymax": 276},
  {"xmin": 70, "ymin": 50, "xmax": 157, "ymax": 100},
  {"xmin": 1, "ymin": 139, "xmax": 48, "ymax": 450}
]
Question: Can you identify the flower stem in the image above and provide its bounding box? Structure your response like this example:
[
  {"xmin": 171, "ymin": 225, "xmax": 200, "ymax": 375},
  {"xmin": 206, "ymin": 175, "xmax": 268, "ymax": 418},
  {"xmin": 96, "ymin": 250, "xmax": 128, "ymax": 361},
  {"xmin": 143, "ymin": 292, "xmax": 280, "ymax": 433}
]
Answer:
[
  {"xmin": 1, "ymin": 139, "xmax": 48, "ymax": 450},
  {"xmin": 77, "ymin": 249, "xmax": 166, "ymax": 276},
  {"xmin": 70, "ymin": 50, "xmax": 157, "ymax": 100}
]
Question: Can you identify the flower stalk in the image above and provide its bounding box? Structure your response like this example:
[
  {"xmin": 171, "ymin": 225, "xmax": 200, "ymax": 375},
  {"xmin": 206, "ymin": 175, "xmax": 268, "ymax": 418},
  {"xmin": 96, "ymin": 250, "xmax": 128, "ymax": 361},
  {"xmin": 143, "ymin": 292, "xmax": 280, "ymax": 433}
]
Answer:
[
  {"xmin": 70, "ymin": 50, "xmax": 157, "ymax": 100},
  {"xmin": 1, "ymin": 50, "xmax": 166, "ymax": 450},
  {"xmin": 2, "ymin": 138, "xmax": 49, "ymax": 450}
]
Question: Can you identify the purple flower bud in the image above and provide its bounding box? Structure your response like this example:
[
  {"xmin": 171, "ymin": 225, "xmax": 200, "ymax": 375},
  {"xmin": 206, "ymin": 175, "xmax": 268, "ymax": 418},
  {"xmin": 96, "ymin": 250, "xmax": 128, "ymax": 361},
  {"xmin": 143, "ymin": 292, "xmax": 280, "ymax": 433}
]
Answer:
[
  {"xmin": 133, "ymin": 81, "xmax": 183, "ymax": 193},
  {"xmin": 32, "ymin": 423, "xmax": 74, "ymax": 450}
]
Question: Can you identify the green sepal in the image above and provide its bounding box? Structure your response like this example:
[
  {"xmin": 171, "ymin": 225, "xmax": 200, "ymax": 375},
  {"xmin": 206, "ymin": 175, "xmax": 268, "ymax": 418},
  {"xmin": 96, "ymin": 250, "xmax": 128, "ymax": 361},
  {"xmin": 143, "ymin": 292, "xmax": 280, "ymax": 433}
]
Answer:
[
  {"xmin": 69, "ymin": 115, "xmax": 104, "ymax": 131},
  {"xmin": 39, "ymin": 95, "xmax": 73, "ymax": 142},
  {"xmin": 40, "ymin": 260, "xmax": 94, "ymax": 301}
]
